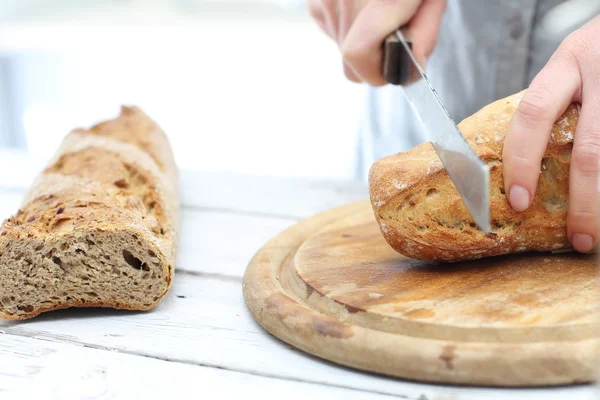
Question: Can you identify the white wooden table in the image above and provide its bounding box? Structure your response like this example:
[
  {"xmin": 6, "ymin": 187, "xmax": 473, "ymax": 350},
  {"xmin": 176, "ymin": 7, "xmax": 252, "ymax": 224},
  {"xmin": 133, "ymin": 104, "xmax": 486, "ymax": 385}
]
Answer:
[{"xmin": 0, "ymin": 150, "xmax": 596, "ymax": 400}]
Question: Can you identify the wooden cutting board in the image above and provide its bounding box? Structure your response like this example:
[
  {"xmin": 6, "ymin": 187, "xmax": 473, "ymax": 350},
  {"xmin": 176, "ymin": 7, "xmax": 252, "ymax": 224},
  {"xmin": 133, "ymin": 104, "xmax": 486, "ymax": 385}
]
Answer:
[{"xmin": 243, "ymin": 200, "xmax": 600, "ymax": 387}]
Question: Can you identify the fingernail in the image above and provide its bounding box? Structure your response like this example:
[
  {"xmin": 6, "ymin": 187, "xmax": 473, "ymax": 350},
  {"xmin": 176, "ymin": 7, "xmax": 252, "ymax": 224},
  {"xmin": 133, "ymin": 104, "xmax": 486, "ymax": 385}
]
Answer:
[
  {"xmin": 572, "ymin": 234, "xmax": 594, "ymax": 253},
  {"xmin": 509, "ymin": 185, "xmax": 530, "ymax": 211}
]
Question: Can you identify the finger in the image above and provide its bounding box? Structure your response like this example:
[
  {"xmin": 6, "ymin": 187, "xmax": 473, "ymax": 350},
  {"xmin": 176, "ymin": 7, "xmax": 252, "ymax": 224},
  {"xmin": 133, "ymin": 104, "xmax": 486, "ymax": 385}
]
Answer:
[
  {"xmin": 406, "ymin": 0, "xmax": 447, "ymax": 68},
  {"xmin": 306, "ymin": 0, "xmax": 337, "ymax": 40},
  {"xmin": 321, "ymin": 0, "xmax": 340, "ymax": 42},
  {"xmin": 343, "ymin": 62, "xmax": 361, "ymax": 82},
  {"xmin": 337, "ymin": 0, "xmax": 368, "ymax": 45},
  {"xmin": 502, "ymin": 48, "xmax": 581, "ymax": 212},
  {"xmin": 568, "ymin": 94, "xmax": 600, "ymax": 253},
  {"xmin": 338, "ymin": 0, "xmax": 368, "ymax": 83},
  {"xmin": 306, "ymin": 0, "xmax": 329, "ymax": 36},
  {"xmin": 567, "ymin": 33, "xmax": 600, "ymax": 253},
  {"xmin": 342, "ymin": 0, "xmax": 422, "ymax": 86}
]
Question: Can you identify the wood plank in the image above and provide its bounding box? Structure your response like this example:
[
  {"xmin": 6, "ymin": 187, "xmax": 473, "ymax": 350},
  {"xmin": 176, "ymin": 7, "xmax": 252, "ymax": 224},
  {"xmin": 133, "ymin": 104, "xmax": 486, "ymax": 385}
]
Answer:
[
  {"xmin": 178, "ymin": 171, "xmax": 368, "ymax": 219},
  {"xmin": 177, "ymin": 209, "xmax": 295, "ymax": 277},
  {"xmin": 0, "ymin": 274, "xmax": 594, "ymax": 399},
  {"xmin": 0, "ymin": 335, "xmax": 392, "ymax": 400}
]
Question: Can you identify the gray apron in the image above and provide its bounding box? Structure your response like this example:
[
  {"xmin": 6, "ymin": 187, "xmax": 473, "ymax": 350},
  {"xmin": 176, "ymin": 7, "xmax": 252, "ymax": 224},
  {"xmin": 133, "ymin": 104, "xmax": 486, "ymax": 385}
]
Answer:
[{"xmin": 356, "ymin": 0, "xmax": 600, "ymax": 180}]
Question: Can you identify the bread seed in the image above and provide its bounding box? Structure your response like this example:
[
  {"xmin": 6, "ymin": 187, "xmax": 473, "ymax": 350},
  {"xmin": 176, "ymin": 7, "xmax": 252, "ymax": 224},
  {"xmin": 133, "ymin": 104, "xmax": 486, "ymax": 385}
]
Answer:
[{"xmin": 114, "ymin": 178, "xmax": 129, "ymax": 188}]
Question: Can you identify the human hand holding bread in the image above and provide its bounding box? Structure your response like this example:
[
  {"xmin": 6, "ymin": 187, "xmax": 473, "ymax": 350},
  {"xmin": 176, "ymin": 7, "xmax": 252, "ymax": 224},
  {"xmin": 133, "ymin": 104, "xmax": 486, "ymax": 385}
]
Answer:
[
  {"xmin": 308, "ymin": 1, "xmax": 600, "ymax": 259},
  {"xmin": 503, "ymin": 16, "xmax": 600, "ymax": 254}
]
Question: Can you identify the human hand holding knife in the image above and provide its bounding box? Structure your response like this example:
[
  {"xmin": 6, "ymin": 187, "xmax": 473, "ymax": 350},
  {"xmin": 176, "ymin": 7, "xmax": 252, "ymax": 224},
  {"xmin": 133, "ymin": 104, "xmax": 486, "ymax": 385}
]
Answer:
[
  {"xmin": 307, "ymin": 0, "xmax": 490, "ymax": 232},
  {"xmin": 307, "ymin": 0, "xmax": 447, "ymax": 85}
]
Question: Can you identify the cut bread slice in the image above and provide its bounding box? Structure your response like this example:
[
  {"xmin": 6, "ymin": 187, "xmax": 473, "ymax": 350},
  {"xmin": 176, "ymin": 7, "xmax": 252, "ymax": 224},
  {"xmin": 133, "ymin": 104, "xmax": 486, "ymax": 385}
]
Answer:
[{"xmin": 0, "ymin": 107, "xmax": 178, "ymax": 320}]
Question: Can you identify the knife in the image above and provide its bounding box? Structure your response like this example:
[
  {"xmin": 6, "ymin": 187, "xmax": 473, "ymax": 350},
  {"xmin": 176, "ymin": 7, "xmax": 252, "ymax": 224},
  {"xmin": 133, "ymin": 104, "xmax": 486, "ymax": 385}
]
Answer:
[{"xmin": 382, "ymin": 28, "xmax": 491, "ymax": 234}]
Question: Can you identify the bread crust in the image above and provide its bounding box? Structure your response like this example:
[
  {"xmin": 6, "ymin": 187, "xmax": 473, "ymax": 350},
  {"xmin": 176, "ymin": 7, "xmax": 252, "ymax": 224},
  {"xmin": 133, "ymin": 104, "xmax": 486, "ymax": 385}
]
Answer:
[
  {"xmin": 0, "ymin": 106, "xmax": 178, "ymax": 320},
  {"xmin": 369, "ymin": 91, "xmax": 578, "ymax": 262}
]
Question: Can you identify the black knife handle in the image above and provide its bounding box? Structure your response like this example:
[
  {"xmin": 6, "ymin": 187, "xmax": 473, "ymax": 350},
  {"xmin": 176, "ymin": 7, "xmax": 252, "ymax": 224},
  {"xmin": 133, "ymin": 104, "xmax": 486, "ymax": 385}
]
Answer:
[{"xmin": 382, "ymin": 28, "xmax": 413, "ymax": 86}]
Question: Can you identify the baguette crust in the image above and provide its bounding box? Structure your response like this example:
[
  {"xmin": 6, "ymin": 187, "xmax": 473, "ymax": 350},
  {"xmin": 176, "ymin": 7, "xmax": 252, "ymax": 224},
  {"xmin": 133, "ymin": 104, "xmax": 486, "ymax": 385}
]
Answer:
[
  {"xmin": 0, "ymin": 107, "xmax": 178, "ymax": 320},
  {"xmin": 369, "ymin": 91, "xmax": 577, "ymax": 262}
]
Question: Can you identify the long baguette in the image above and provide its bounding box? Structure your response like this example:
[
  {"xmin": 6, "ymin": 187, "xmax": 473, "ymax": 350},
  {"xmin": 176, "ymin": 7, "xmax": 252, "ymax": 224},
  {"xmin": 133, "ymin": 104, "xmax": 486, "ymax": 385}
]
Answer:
[
  {"xmin": 0, "ymin": 106, "xmax": 178, "ymax": 320},
  {"xmin": 369, "ymin": 90, "xmax": 576, "ymax": 262}
]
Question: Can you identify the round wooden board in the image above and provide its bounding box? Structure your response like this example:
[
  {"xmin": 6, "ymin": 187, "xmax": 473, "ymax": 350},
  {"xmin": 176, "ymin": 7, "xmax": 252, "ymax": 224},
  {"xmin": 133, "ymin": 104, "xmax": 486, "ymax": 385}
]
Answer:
[{"xmin": 243, "ymin": 200, "xmax": 600, "ymax": 387}]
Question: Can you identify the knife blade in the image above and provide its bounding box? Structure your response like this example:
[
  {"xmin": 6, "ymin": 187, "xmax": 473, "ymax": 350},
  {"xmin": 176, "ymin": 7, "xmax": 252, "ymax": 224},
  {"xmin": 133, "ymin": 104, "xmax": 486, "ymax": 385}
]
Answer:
[{"xmin": 382, "ymin": 28, "xmax": 491, "ymax": 234}]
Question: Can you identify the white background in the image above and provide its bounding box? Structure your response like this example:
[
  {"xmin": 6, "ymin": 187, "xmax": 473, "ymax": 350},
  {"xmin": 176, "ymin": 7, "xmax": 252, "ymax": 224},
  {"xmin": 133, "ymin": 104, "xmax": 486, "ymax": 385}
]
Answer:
[{"xmin": 0, "ymin": 0, "xmax": 365, "ymax": 179}]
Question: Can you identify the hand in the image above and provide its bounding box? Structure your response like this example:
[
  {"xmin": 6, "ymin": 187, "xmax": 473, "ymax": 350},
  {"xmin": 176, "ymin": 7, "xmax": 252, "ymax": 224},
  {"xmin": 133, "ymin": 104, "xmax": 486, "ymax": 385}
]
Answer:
[
  {"xmin": 306, "ymin": 0, "xmax": 447, "ymax": 86},
  {"xmin": 502, "ymin": 16, "xmax": 600, "ymax": 253}
]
